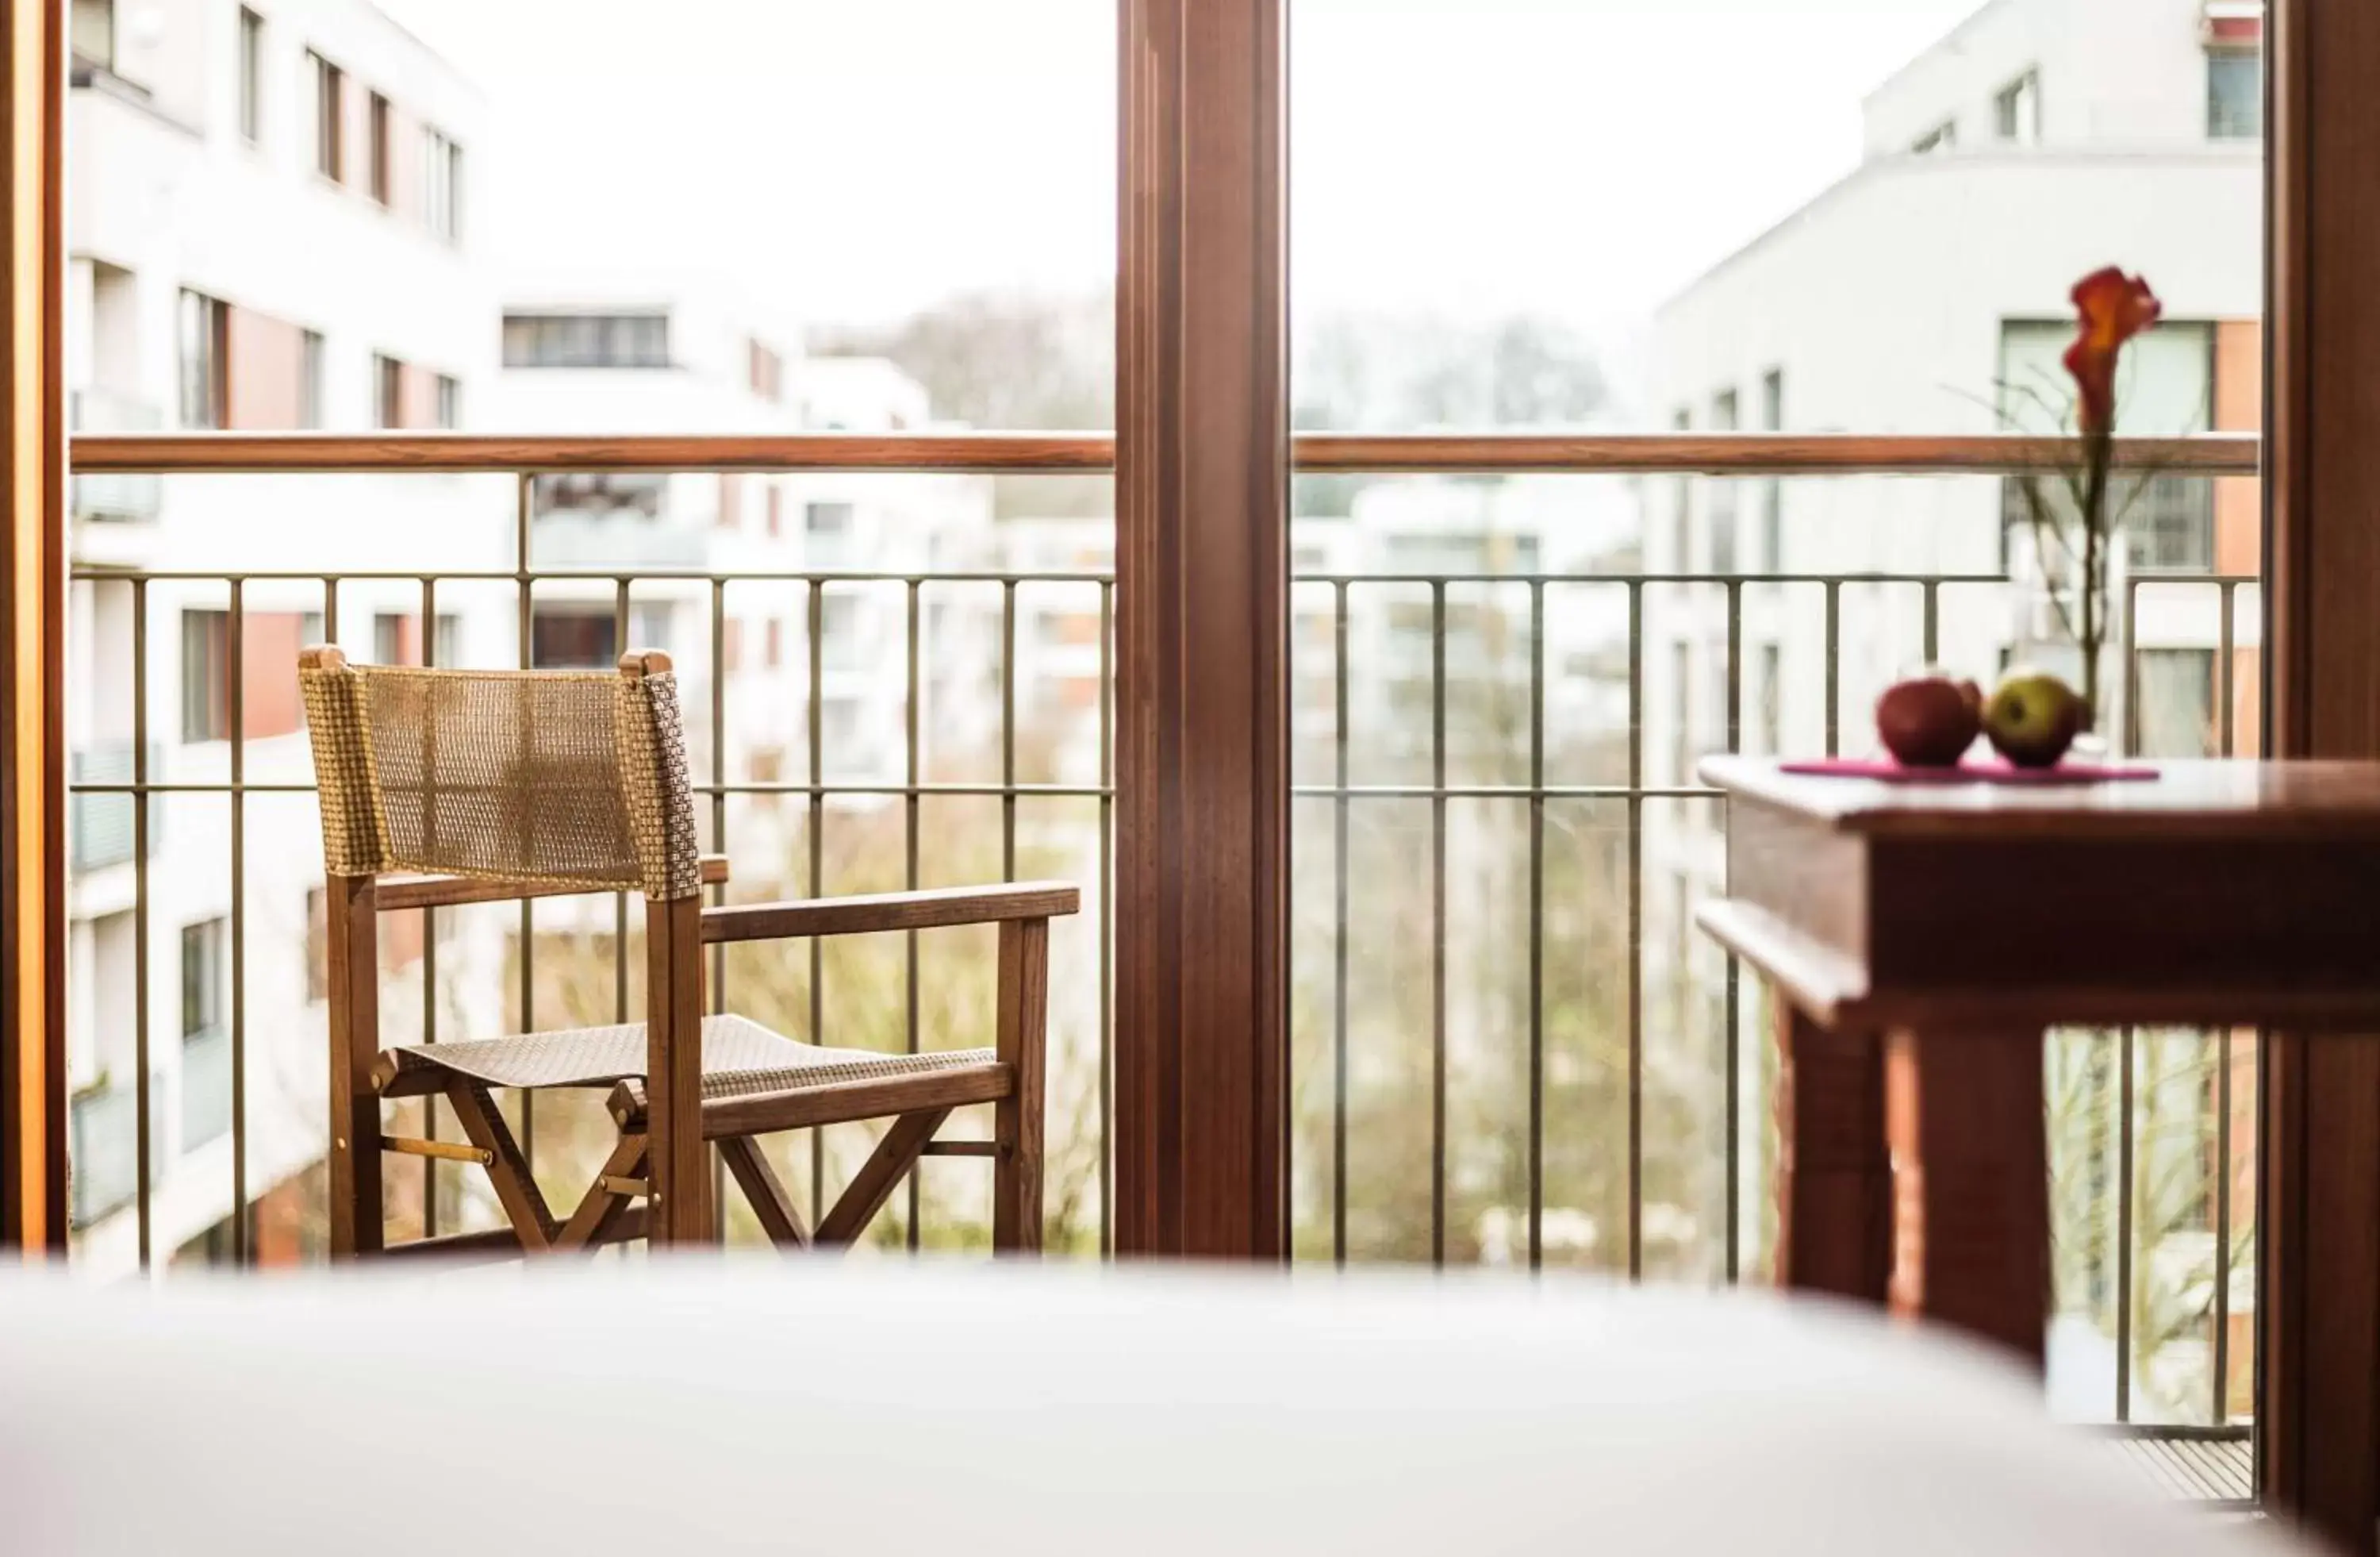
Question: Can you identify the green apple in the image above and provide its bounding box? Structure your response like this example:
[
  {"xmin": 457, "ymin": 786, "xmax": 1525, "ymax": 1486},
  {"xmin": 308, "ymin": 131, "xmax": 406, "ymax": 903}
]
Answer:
[{"xmin": 1983, "ymin": 671, "xmax": 2085, "ymax": 767}]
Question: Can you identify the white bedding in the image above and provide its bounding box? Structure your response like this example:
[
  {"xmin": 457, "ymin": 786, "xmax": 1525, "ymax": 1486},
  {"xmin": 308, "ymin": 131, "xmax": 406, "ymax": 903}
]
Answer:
[{"xmin": 0, "ymin": 1262, "xmax": 2291, "ymax": 1554}]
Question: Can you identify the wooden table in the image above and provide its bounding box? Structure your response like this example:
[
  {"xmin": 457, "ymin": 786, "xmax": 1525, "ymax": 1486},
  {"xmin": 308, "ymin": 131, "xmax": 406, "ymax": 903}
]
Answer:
[{"xmin": 1696, "ymin": 756, "xmax": 2380, "ymax": 1554}]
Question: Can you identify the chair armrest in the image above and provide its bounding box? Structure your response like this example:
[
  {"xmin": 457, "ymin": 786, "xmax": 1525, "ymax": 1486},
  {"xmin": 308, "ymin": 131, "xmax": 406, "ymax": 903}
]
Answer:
[
  {"xmin": 377, "ymin": 855, "xmax": 729, "ymax": 912},
  {"xmin": 700, "ymin": 882, "xmax": 1079, "ymax": 944}
]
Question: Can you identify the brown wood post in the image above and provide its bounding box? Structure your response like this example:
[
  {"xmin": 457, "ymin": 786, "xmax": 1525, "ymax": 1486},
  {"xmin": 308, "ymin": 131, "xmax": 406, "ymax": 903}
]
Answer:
[
  {"xmin": 1112, "ymin": 0, "xmax": 1290, "ymax": 1259},
  {"xmin": 2267, "ymin": 2, "xmax": 2380, "ymax": 1547},
  {"xmin": 643, "ymin": 889, "xmax": 708, "ymax": 1247},
  {"xmin": 1773, "ymin": 1007, "xmax": 1890, "ymax": 1302},
  {"xmin": 992, "ymin": 916, "xmax": 1048, "ymax": 1252},
  {"xmin": 0, "ymin": 0, "xmax": 65, "ymax": 1255},
  {"xmin": 324, "ymin": 874, "xmax": 384, "ymax": 1256}
]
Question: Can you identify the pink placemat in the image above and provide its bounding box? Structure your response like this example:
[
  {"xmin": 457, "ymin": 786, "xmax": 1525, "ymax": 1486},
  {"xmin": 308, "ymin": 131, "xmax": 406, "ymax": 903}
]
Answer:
[{"xmin": 1779, "ymin": 756, "xmax": 2159, "ymax": 786}]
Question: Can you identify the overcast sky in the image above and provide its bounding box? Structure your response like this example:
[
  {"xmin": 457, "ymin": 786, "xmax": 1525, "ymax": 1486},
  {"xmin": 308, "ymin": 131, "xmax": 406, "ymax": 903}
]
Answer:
[{"xmin": 377, "ymin": 0, "xmax": 1981, "ymax": 333}]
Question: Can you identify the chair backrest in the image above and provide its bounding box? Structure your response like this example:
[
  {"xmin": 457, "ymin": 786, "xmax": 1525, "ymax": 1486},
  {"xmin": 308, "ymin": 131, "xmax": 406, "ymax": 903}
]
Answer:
[{"xmin": 297, "ymin": 646, "xmax": 700, "ymax": 902}]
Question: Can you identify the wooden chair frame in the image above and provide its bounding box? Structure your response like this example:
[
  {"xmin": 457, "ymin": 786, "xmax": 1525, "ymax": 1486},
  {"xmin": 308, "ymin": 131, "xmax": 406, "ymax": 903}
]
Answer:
[{"xmin": 309, "ymin": 647, "xmax": 1075, "ymax": 1259}]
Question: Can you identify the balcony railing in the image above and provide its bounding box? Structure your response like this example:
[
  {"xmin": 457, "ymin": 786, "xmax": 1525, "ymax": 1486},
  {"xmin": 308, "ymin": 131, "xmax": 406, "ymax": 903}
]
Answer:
[{"xmin": 62, "ymin": 429, "xmax": 2263, "ymax": 1458}]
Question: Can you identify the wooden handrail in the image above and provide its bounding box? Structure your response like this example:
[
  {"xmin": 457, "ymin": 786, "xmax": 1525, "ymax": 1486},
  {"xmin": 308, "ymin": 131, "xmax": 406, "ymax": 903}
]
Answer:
[
  {"xmin": 66, "ymin": 430, "xmax": 2263, "ymax": 477},
  {"xmin": 64, "ymin": 432, "xmax": 1115, "ymax": 475},
  {"xmin": 701, "ymin": 882, "xmax": 1082, "ymax": 943}
]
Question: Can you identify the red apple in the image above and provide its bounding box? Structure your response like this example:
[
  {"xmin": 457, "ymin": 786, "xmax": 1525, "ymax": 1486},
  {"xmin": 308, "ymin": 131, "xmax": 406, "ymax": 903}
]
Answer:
[{"xmin": 1875, "ymin": 674, "xmax": 1982, "ymax": 768}]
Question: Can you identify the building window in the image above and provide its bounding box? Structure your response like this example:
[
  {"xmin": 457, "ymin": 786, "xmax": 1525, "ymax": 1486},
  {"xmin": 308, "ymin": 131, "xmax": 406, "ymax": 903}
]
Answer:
[
  {"xmin": 805, "ymin": 500, "xmax": 854, "ymax": 539},
  {"xmin": 236, "ymin": 9, "xmax": 264, "ymax": 143},
  {"xmin": 423, "ymin": 128, "xmax": 462, "ymax": 242},
  {"xmin": 501, "ymin": 313, "xmax": 669, "ymax": 369},
  {"xmin": 1708, "ymin": 389, "xmax": 1739, "ymax": 575},
  {"xmin": 71, "ymin": 0, "xmax": 113, "ymax": 69},
  {"xmin": 372, "ymin": 354, "xmax": 403, "ymax": 429},
  {"xmin": 2127, "ymin": 473, "xmax": 2217, "ymax": 572},
  {"xmin": 182, "ymin": 609, "xmax": 230, "ymax": 742},
  {"xmin": 1758, "ymin": 368, "xmax": 1784, "ymax": 570},
  {"xmin": 2208, "ymin": 49, "xmax": 2263, "ymax": 140},
  {"xmin": 367, "ymin": 92, "xmax": 392, "ymax": 205},
  {"xmin": 177, "ymin": 290, "xmax": 228, "ymax": 430},
  {"xmin": 433, "ymin": 373, "xmax": 460, "ymax": 431},
  {"xmin": 766, "ymin": 618, "xmax": 784, "ymax": 669},
  {"xmin": 372, "ymin": 612, "xmax": 461, "ymax": 668},
  {"xmin": 1994, "ymin": 70, "xmax": 2040, "ymax": 144},
  {"xmin": 182, "ymin": 919, "xmax": 226, "ymax": 1040},
  {"xmin": 532, "ymin": 611, "xmax": 618, "ymax": 670},
  {"xmin": 309, "ymin": 51, "xmax": 344, "ymax": 182},
  {"xmin": 1911, "ymin": 120, "xmax": 1956, "ymax": 155},
  {"xmin": 749, "ymin": 340, "xmax": 785, "ymax": 402},
  {"xmin": 532, "ymin": 472, "xmax": 666, "ymax": 520},
  {"xmin": 300, "ymin": 329, "xmax": 325, "ymax": 430},
  {"xmin": 766, "ymin": 486, "xmax": 784, "ymax": 538}
]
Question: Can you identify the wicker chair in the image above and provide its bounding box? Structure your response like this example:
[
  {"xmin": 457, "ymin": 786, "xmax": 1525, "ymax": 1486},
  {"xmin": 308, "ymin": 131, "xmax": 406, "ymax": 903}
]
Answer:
[{"xmin": 298, "ymin": 644, "xmax": 1077, "ymax": 1255}]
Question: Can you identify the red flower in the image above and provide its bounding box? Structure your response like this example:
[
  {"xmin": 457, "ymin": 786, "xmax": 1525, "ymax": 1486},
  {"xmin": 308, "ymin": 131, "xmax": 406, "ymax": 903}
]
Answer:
[{"xmin": 2062, "ymin": 267, "xmax": 2162, "ymax": 433}]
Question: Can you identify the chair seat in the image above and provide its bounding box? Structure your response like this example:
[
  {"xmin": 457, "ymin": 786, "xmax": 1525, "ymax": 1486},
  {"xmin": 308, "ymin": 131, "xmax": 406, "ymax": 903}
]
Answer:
[{"xmin": 374, "ymin": 1013, "xmax": 996, "ymax": 1102}]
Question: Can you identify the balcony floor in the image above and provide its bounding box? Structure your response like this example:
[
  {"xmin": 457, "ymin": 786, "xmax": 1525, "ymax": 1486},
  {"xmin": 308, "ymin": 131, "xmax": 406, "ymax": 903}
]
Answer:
[{"xmin": 2102, "ymin": 1432, "xmax": 2254, "ymax": 1509}]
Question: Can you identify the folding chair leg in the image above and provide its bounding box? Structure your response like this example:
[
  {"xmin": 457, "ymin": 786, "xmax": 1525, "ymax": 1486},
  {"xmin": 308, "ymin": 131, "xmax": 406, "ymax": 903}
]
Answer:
[
  {"xmin": 556, "ymin": 1134, "xmax": 648, "ymax": 1252},
  {"xmin": 816, "ymin": 1109, "xmax": 950, "ymax": 1247},
  {"xmin": 446, "ymin": 1079, "xmax": 558, "ymax": 1251},
  {"xmin": 992, "ymin": 917, "xmax": 1049, "ymax": 1253},
  {"xmin": 717, "ymin": 1136, "xmax": 808, "ymax": 1248}
]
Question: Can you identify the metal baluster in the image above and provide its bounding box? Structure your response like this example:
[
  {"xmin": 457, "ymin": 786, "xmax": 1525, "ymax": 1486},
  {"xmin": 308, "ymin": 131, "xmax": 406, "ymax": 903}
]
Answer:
[
  {"xmin": 808, "ymin": 579, "xmax": 824, "ymax": 1226},
  {"xmin": 613, "ymin": 579, "xmax": 630, "ymax": 1030},
  {"xmin": 711, "ymin": 575, "xmax": 728, "ymax": 1240},
  {"xmin": 1000, "ymin": 579, "xmax": 1019, "ymax": 1247},
  {"xmin": 228, "ymin": 578, "xmax": 248, "ymax": 1263},
  {"xmin": 1921, "ymin": 578, "xmax": 1940, "ymax": 667},
  {"xmin": 1002, "ymin": 580, "xmax": 1017, "ymax": 881},
  {"xmin": 420, "ymin": 576, "xmax": 440, "ymax": 1240},
  {"xmin": 2117, "ymin": 1025, "xmax": 2136, "ymax": 1423},
  {"xmin": 2218, "ymin": 583, "xmax": 2237, "ymax": 757},
  {"xmin": 1823, "ymin": 580, "xmax": 1841, "ymax": 759},
  {"xmin": 1627, "ymin": 579, "xmax": 1645, "ymax": 1280},
  {"xmin": 1527, "ymin": 579, "xmax": 1545, "ymax": 1273},
  {"xmin": 905, "ymin": 579, "xmax": 922, "ymax": 1251},
  {"xmin": 2214, "ymin": 1027, "xmax": 2233, "ymax": 1425},
  {"xmin": 1334, "ymin": 579, "xmax": 1350, "ymax": 1267},
  {"xmin": 1725, "ymin": 578, "xmax": 1742, "ymax": 1284},
  {"xmin": 1430, "ymin": 581, "xmax": 1447, "ymax": 1268},
  {"xmin": 1099, "ymin": 579, "xmax": 1115, "ymax": 1259},
  {"xmin": 515, "ymin": 479, "xmax": 535, "ymax": 1172},
  {"xmin": 2214, "ymin": 582, "xmax": 2240, "ymax": 1426},
  {"xmin": 132, "ymin": 578, "xmax": 151, "ymax": 1269},
  {"xmin": 2124, "ymin": 579, "xmax": 2142, "ymax": 755}
]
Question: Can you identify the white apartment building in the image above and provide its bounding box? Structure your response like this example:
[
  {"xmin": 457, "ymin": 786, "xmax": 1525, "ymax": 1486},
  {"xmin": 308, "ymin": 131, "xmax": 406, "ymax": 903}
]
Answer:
[
  {"xmin": 1645, "ymin": 0, "xmax": 2263, "ymax": 1331},
  {"xmin": 66, "ymin": 0, "xmax": 504, "ymax": 1270},
  {"xmin": 489, "ymin": 292, "xmax": 1001, "ymax": 896}
]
